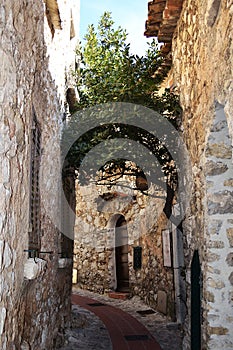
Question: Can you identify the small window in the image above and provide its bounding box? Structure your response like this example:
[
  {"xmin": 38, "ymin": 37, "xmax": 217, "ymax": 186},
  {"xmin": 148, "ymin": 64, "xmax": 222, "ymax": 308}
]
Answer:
[{"xmin": 28, "ymin": 110, "xmax": 41, "ymax": 257}]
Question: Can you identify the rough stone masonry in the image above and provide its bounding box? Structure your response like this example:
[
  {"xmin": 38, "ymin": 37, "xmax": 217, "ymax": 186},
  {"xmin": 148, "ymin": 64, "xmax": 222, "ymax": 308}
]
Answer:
[
  {"xmin": 171, "ymin": 0, "xmax": 233, "ymax": 348},
  {"xmin": 0, "ymin": 1, "xmax": 79, "ymax": 349}
]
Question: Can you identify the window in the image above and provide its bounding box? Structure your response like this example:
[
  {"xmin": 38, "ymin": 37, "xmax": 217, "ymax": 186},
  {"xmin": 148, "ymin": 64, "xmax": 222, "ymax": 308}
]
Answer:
[{"xmin": 28, "ymin": 111, "xmax": 41, "ymax": 257}]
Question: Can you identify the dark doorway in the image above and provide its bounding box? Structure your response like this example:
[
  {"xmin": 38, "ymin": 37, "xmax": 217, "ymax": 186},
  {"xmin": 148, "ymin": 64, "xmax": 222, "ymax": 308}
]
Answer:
[
  {"xmin": 115, "ymin": 216, "xmax": 129, "ymax": 292},
  {"xmin": 191, "ymin": 250, "xmax": 202, "ymax": 350}
]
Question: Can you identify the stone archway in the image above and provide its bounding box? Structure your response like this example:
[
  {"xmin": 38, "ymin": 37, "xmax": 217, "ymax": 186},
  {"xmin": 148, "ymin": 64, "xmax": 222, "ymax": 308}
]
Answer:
[{"xmin": 204, "ymin": 102, "xmax": 233, "ymax": 344}]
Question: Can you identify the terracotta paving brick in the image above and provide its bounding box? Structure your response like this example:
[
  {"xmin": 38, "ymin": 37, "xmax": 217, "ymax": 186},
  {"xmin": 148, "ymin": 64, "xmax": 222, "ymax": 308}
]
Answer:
[{"xmin": 72, "ymin": 294, "xmax": 162, "ymax": 350}]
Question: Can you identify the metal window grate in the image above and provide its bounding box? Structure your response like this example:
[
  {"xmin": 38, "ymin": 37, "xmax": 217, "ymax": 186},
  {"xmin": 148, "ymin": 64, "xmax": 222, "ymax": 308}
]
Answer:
[{"xmin": 29, "ymin": 111, "xmax": 41, "ymax": 254}]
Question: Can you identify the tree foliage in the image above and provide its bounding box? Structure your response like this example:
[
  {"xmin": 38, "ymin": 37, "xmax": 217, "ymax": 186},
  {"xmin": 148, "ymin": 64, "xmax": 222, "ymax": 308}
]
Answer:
[
  {"xmin": 64, "ymin": 12, "xmax": 182, "ymax": 202},
  {"xmin": 75, "ymin": 12, "xmax": 181, "ymax": 120}
]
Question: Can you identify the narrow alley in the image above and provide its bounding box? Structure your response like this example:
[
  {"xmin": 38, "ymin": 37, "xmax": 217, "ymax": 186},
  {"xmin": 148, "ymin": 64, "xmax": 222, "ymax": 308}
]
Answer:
[{"xmin": 0, "ymin": 1, "xmax": 233, "ymax": 350}]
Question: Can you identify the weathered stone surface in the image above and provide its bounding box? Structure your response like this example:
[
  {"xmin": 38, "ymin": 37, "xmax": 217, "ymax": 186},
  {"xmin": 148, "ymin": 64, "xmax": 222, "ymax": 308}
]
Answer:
[
  {"xmin": 74, "ymin": 178, "xmax": 175, "ymax": 318},
  {"xmin": 208, "ymin": 192, "xmax": 233, "ymax": 215},
  {"xmin": 170, "ymin": 0, "xmax": 233, "ymax": 347},
  {"xmin": 0, "ymin": 1, "xmax": 79, "ymax": 349},
  {"xmin": 208, "ymin": 219, "xmax": 222, "ymax": 235},
  {"xmin": 206, "ymin": 143, "xmax": 232, "ymax": 159},
  {"xmin": 208, "ymin": 240, "xmax": 224, "ymax": 249},
  {"xmin": 209, "ymin": 326, "xmax": 229, "ymax": 335},
  {"xmin": 2, "ymin": 242, "xmax": 12, "ymax": 269},
  {"xmin": 226, "ymin": 253, "xmax": 233, "ymax": 266},
  {"xmin": 205, "ymin": 160, "xmax": 228, "ymax": 176},
  {"xmin": 229, "ymin": 291, "xmax": 233, "ymax": 305},
  {"xmin": 227, "ymin": 228, "xmax": 233, "ymax": 247},
  {"xmin": 229, "ymin": 272, "xmax": 233, "ymax": 286},
  {"xmin": 224, "ymin": 178, "xmax": 233, "ymax": 187},
  {"xmin": 207, "ymin": 277, "xmax": 225, "ymax": 289},
  {"xmin": 0, "ymin": 307, "xmax": 6, "ymax": 335},
  {"xmin": 207, "ymin": 252, "xmax": 220, "ymax": 262},
  {"xmin": 211, "ymin": 119, "xmax": 228, "ymax": 132},
  {"xmin": 206, "ymin": 291, "xmax": 215, "ymax": 303}
]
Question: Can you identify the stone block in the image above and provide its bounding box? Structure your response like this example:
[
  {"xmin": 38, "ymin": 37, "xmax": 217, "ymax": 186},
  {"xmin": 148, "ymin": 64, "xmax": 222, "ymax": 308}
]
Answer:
[
  {"xmin": 208, "ymin": 240, "xmax": 224, "ymax": 249},
  {"xmin": 224, "ymin": 179, "xmax": 233, "ymax": 187},
  {"xmin": 229, "ymin": 272, "xmax": 233, "ymax": 286},
  {"xmin": 0, "ymin": 307, "xmax": 6, "ymax": 335},
  {"xmin": 208, "ymin": 220, "xmax": 222, "ymax": 235},
  {"xmin": 157, "ymin": 290, "xmax": 167, "ymax": 314},
  {"xmin": 206, "ymin": 291, "xmax": 215, "ymax": 302},
  {"xmin": 207, "ymin": 252, "xmax": 220, "ymax": 262},
  {"xmin": 209, "ymin": 326, "xmax": 229, "ymax": 335},
  {"xmin": 226, "ymin": 253, "xmax": 233, "ymax": 266},
  {"xmin": 207, "ymin": 277, "xmax": 225, "ymax": 289},
  {"xmin": 2, "ymin": 242, "xmax": 12, "ymax": 269},
  {"xmin": 205, "ymin": 160, "xmax": 228, "ymax": 176},
  {"xmin": 206, "ymin": 143, "xmax": 232, "ymax": 159},
  {"xmin": 229, "ymin": 291, "xmax": 233, "ymax": 304},
  {"xmin": 227, "ymin": 228, "xmax": 233, "ymax": 247},
  {"xmin": 23, "ymin": 258, "xmax": 47, "ymax": 280},
  {"xmin": 208, "ymin": 191, "xmax": 233, "ymax": 215},
  {"xmin": 211, "ymin": 120, "xmax": 228, "ymax": 132}
]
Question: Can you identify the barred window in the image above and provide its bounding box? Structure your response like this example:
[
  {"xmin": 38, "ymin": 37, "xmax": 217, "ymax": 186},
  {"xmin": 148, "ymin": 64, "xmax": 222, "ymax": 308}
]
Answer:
[{"xmin": 28, "ymin": 111, "xmax": 41, "ymax": 256}]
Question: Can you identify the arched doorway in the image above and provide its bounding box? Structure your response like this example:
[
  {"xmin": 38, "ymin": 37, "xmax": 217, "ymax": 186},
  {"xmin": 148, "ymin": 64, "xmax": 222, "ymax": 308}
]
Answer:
[{"xmin": 115, "ymin": 215, "xmax": 129, "ymax": 292}]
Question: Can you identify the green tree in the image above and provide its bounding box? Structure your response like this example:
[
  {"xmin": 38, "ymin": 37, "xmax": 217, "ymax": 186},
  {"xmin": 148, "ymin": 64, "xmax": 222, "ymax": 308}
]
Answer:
[
  {"xmin": 63, "ymin": 12, "xmax": 182, "ymax": 207},
  {"xmin": 75, "ymin": 12, "xmax": 180, "ymax": 119}
]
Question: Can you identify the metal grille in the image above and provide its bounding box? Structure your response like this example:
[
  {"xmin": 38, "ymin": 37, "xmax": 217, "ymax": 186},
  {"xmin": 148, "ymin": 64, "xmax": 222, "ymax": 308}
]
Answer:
[{"xmin": 29, "ymin": 112, "xmax": 41, "ymax": 253}]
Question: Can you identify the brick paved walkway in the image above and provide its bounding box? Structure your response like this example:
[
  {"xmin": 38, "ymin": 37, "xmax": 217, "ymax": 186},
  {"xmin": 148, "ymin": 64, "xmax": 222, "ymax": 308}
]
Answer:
[
  {"xmin": 71, "ymin": 294, "xmax": 162, "ymax": 350},
  {"xmin": 58, "ymin": 287, "xmax": 183, "ymax": 350}
]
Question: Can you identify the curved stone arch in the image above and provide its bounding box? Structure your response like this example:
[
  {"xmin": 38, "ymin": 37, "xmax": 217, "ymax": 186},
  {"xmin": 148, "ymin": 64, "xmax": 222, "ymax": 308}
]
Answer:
[
  {"xmin": 106, "ymin": 213, "xmax": 124, "ymax": 230},
  {"xmin": 204, "ymin": 101, "xmax": 233, "ymax": 345}
]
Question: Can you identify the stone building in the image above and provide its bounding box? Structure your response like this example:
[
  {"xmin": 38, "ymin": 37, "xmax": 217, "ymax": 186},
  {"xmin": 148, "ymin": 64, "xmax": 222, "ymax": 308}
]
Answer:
[
  {"xmin": 145, "ymin": 0, "xmax": 233, "ymax": 349},
  {"xmin": 0, "ymin": 0, "xmax": 79, "ymax": 349},
  {"xmin": 73, "ymin": 167, "xmax": 179, "ymax": 320}
]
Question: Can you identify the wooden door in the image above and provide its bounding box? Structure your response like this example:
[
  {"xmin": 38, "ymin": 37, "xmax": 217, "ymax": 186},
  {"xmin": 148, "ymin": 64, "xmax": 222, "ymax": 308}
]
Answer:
[{"xmin": 115, "ymin": 216, "xmax": 129, "ymax": 292}]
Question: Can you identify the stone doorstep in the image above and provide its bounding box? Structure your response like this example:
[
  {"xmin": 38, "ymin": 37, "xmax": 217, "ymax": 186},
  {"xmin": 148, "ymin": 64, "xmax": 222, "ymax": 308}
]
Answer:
[{"xmin": 108, "ymin": 291, "xmax": 130, "ymax": 300}]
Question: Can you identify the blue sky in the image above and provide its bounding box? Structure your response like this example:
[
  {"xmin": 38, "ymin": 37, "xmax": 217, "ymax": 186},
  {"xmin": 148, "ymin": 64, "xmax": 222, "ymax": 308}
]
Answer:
[{"xmin": 80, "ymin": 0, "xmax": 152, "ymax": 57}]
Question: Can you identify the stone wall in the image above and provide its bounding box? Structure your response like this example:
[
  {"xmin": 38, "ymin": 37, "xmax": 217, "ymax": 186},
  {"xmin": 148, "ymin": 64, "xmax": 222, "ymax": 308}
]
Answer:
[
  {"xmin": 0, "ymin": 1, "xmax": 79, "ymax": 349},
  {"xmin": 73, "ymin": 174, "xmax": 176, "ymax": 319},
  {"xmin": 171, "ymin": 0, "xmax": 233, "ymax": 348}
]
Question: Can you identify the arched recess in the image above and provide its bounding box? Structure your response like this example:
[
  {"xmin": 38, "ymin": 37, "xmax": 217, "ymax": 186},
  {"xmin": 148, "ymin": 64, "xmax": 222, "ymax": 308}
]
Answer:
[
  {"xmin": 115, "ymin": 215, "xmax": 129, "ymax": 292},
  {"xmin": 107, "ymin": 214, "xmax": 130, "ymax": 292},
  {"xmin": 204, "ymin": 102, "xmax": 233, "ymax": 345}
]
